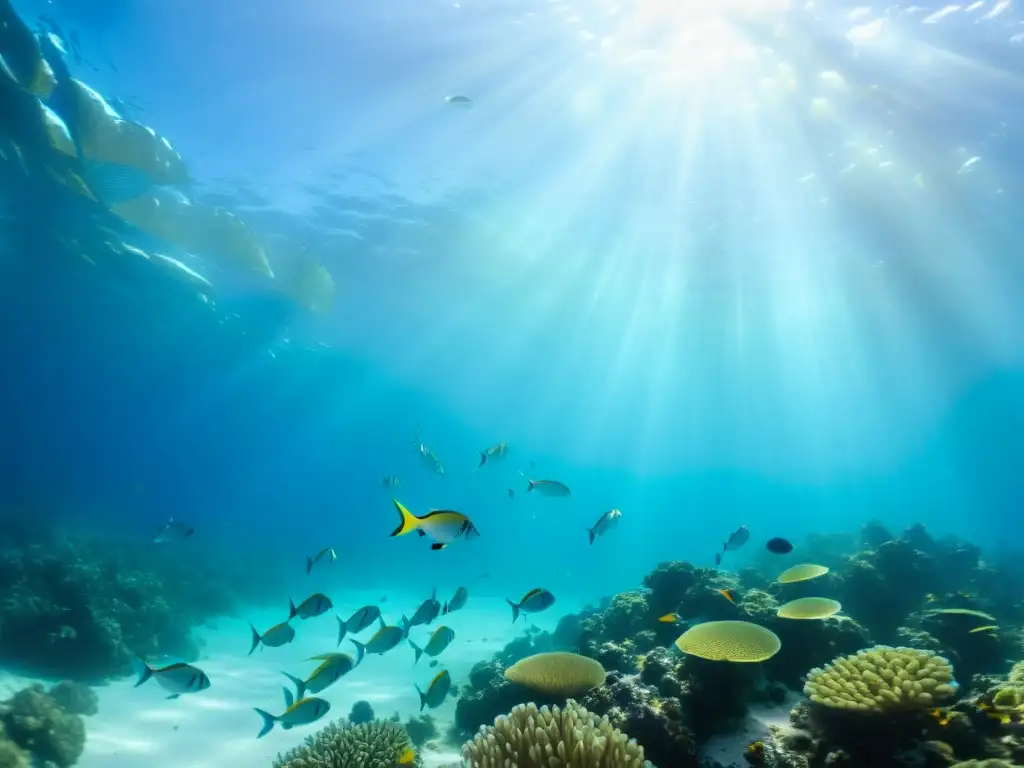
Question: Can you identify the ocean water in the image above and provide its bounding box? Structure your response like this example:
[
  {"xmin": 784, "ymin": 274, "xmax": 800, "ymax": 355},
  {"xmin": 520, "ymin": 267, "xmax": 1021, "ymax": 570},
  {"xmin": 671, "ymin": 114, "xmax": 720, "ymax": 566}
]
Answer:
[{"xmin": 2, "ymin": 0, "xmax": 1024, "ymax": 765}]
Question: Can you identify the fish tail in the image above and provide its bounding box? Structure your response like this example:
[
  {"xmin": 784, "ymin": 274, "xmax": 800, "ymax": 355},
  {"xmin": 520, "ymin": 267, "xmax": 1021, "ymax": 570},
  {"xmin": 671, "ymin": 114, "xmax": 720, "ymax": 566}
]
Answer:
[
  {"xmin": 335, "ymin": 615, "xmax": 347, "ymax": 647},
  {"xmin": 248, "ymin": 622, "xmax": 262, "ymax": 655},
  {"xmin": 442, "ymin": 602, "xmax": 449, "ymax": 615},
  {"xmin": 409, "ymin": 638, "xmax": 423, "ymax": 665},
  {"xmin": 254, "ymin": 708, "xmax": 276, "ymax": 738},
  {"xmin": 350, "ymin": 639, "xmax": 366, "ymax": 666},
  {"xmin": 390, "ymin": 499, "xmax": 420, "ymax": 537},
  {"xmin": 416, "ymin": 684, "xmax": 427, "ymax": 712},
  {"xmin": 588, "ymin": 527, "xmax": 596, "ymax": 545},
  {"xmin": 131, "ymin": 656, "xmax": 152, "ymax": 687},
  {"xmin": 400, "ymin": 614, "xmax": 411, "ymax": 636},
  {"xmin": 305, "ymin": 556, "xmax": 314, "ymax": 576},
  {"xmin": 507, "ymin": 599, "xmax": 521, "ymax": 623},
  {"xmin": 288, "ymin": 599, "xmax": 298, "ymax": 621},
  {"xmin": 282, "ymin": 671, "xmax": 306, "ymax": 702}
]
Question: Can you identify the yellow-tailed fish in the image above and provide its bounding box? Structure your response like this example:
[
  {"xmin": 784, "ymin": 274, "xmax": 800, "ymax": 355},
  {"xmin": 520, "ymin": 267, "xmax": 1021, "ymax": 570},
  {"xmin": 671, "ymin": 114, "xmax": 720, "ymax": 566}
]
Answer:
[
  {"xmin": 254, "ymin": 687, "xmax": 330, "ymax": 737},
  {"xmin": 282, "ymin": 652, "xmax": 356, "ymax": 698},
  {"xmin": 409, "ymin": 626, "xmax": 455, "ymax": 664},
  {"xmin": 336, "ymin": 605, "xmax": 381, "ymax": 645},
  {"xmin": 506, "ymin": 588, "xmax": 556, "ymax": 623},
  {"xmin": 249, "ymin": 621, "xmax": 296, "ymax": 654},
  {"xmin": 305, "ymin": 547, "xmax": 336, "ymax": 576},
  {"xmin": 443, "ymin": 586, "xmax": 468, "ymax": 615},
  {"xmin": 390, "ymin": 499, "xmax": 480, "ymax": 551},
  {"xmin": 350, "ymin": 616, "xmax": 406, "ymax": 663},
  {"xmin": 476, "ymin": 442, "xmax": 508, "ymax": 470},
  {"xmin": 416, "ymin": 669, "xmax": 452, "ymax": 711},
  {"xmin": 398, "ymin": 746, "xmax": 416, "ymax": 764},
  {"xmin": 658, "ymin": 613, "xmax": 680, "ymax": 623},
  {"xmin": 132, "ymin": 657, "xmax": 210, "ymax": 699},
  {"xmin": 288, "ymin": 593, "xmax": 333, "ymax": 620}
]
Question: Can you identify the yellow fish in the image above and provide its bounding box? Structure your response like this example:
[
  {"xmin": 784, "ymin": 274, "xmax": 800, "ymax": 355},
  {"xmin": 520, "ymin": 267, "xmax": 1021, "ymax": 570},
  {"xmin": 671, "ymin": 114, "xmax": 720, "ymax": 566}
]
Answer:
[
  {"xmin": 658, "ymin": 613, "xmax": 680, "ymax": 624},
  {"xmin": 398, "ymin": 746, "xmax": 416, "ymax": 764}
]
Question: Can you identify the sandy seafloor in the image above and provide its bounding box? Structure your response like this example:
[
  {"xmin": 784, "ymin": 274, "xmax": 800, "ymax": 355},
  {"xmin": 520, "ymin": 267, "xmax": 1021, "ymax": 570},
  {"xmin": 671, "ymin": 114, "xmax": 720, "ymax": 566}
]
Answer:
[{"xmin": 0, "ymin": 590, "xmax": 797, "ymax": 767}]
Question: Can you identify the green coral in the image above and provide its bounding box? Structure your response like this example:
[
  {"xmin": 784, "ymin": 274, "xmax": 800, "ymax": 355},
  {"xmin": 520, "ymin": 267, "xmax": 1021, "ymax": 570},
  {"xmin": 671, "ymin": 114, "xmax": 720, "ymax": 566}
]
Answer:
[
  {"xmin": 804, "ymin": 646, "xmax": 958, "ymax": 713},
  {"xmin": 0, "ymin": 683, "xmax": 85, "ymax": 768},
  {"xmin": 272, "ymin": 720, "xmax": 421, "ymax": 768},
  {"xmin": 0, "ymin": 724, "xmax": 31, "ymax": 768},
  {"xmin": 1008, "ymin": 661, "xmax": 1024, "ymax": 685}
]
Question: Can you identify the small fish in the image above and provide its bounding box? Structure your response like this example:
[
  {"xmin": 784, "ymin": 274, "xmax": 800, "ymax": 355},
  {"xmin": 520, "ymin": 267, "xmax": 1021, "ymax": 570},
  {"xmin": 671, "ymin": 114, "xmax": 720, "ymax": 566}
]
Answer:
[
  {"xmin": 658, "ymin": 613, "xmax": 680, "ymax": 623},
  {"xmin": 588, "ymin": 508, "xmax": 622, "ymax": 545},
  {"xmin": 445, "ymin": 95, "xmax": 473, "ymax": 108},
  {"xmin": 398, "ymin": 746, "xmax": 416, "ymax": 764},
  {"xmin": 381, "ymin": 475, "xmax": 403, "ymax": 489},
  {"xmin": 254, "ymin": 687, "xmax": 330, "ymax": 737},
  {"xmin": 518, "ymin": 471, "xmax": 570, "ymax": 497},
  {"xmin": 409, "ymin": 626, "xmax": 455, "ymax": 664},
  {"xmin": 928, "ymin": 708, "xmax": 951, "ymax": 726},
  {"xmin": 282, "ymin": 652, "xmax": 357, "ymax": 699},
  {"xmin": 508, "ymin": 489, "xmax": 515, "ymax": 500},
  {"xmin": 405, "ymin": 590, "xmax": 442, "ymax": 628},
  {"xmin": 506, "ymin": 588, "xmax": 556, "ymax": 623},
  {"xmin": 350, "ymin": 616, "xmax": 407, "ymax": 663},
  {"xmin": 718, "ymin": 589, "xmax": 736, "ymax": 604},
  {"xmin": 765, "ymin": 537, "xmax": 793, "ymax": 554},
  {"xmin": 477, "ymin": 442, "xmax": 508, "ymax": 470},
  {"xmin": 248, "ymin": 621, "xmax": 296, "ymax": 654},
  {"xmin": 389, "ymin": 499, "xmax": 480, "ymax": 550},
  {"xmin": 429, "ymin": 660, "xmax": 438, "ymax": 668},
  {"xmin": 289, "ymin": 593, "xmax": 333, "ymax": 620},
  {"xmin": 416, "ymin": 669, "xmax": 452, "ymax": 711},
  {"xmin": 335, "ymin": 605, "xmax": 382, "ymax": 645},
  {"xmin": 716, "ymin": 525, "xmax": 750, "ymax": 564},
  {"xmin": 443, "ymin": 586, "xmax": 468, "ymax": 615},
  {"xmin": 412, "ymin": 426, "xmax": 444, "ymax": 475},
  {"xmin": 152, "ymin": 518, "xmax": 194, "ymax": 543},
  {"xmin": 132, "ymin": 657, "xmax": 210, "ymax": 699},
  {"xmin": 969, "ymin": 625, "xmax": 999, "ymax": 633},
  {"xmin": 305, "ymin": 547, "xmax": 336, "ymax": 576}
]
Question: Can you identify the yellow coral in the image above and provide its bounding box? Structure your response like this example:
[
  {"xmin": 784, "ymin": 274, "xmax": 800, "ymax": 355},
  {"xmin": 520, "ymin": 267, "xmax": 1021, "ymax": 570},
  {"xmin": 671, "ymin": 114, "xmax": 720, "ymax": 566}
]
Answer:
[
  {"xmin": 504, "ymin": 652, "xmax": 606, "ymax": 696},
  {"xmin": 804, "ymin": 646, "xmax": 958, "ymax": 713},
  {"xmin": 675, "ymin": 621, "xmax": 781, "ymax": 662}
]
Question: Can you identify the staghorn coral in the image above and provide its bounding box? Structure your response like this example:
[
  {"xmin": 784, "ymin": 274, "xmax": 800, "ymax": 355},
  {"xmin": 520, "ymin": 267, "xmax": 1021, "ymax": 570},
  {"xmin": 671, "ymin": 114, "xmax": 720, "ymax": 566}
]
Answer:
[
  {"xmin": 272, "ymin": 719, "xmax": 421, "ymax": 768},
  {"xmin": 461, "ymin": 699, "xmax": 652, "ymax": 767},
  {"xmin": 0, "ymin": 683, "xmax": 85, "ymax": 768},
  {"xmin": 804, "ymin": 646, "xmax": 957, "ymax": 712}
]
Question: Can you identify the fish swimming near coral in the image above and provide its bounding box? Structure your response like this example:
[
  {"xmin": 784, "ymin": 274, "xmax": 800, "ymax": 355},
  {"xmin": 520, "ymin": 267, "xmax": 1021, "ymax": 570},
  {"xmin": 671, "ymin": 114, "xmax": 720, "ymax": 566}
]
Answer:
[
  {"xmin": 718, "ymin": 589, "xmax": 737, "ymax": 604},
  {"xmin": 715, "ymin": 525, "xmax": 750, "ymax": 565},
  {"xmin": 658, "ymin": 613, "xmax": 680, "ymax": 623},
  {"xmin": 398, "ymin": 747, "xmax": 416, "ymax": 764},
  {"xmin": 389, "ymin": 499, "xmax": 480, "ymax": 551},
  {"xmin": 409, "ymin": 625, "xmax": 455, "ymax": 664},
  {"xmin": 152, "ymin": 518, "xmax": 194, "ymax": 543},
  {"xmin": 518, "ymin": 471, "xmax": 570, "ymax": 497},
  {"xmin": 335, "ymin": 605, "xmax": 382, "ymax": 645},
  {"xmin": 254, "ymin": 687, "xmax": 330, "ymax": 737},
  {"xmin": 416, "ymin": 669, "xmax": 452, "ymax": 711},
  {"xmin": 305, "ymin": 547, "xmax": 336, "ymax": 576},
  {"xmin": 443, "ymin": 586, "xmax": 468, "ymax": 615},
  {"xmin": 588, "ymin": 508, "xmax": 621, "ymax": 545},
  {"xmin": 248, "ymin": 621, "xmax": 296, "ymax": 654},
  {"xmin": 507, "ymin": 588, "xmax": 556, "ymax": 622},
  {"xmin": 350, "ymin": 616, "xmax": 407, "ymax": 663},
  {"xmin": 765, "ymin": 537, "xmax": 793, "ymax": 554},
  {"xmin": 132, "ymin": 657, "xmax": 210, "ymax": 699},
  {"xmin": 476, "ymin": 442, "xmax": 508, "ymax": 470},
  {"xmin": 282, "ymin": 652, "xmax": 357, "ymax": 699},
  {"xmin": 288, "ymin": 593, "xmax": 332, "ymax": 620}
]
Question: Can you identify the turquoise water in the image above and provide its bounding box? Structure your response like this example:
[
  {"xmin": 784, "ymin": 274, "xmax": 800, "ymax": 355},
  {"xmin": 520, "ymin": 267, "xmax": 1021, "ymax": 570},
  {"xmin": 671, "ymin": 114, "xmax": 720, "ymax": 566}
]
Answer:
[{"xmin": 2, "ymin": 0, "xmax": 1024, "ymax": 765}]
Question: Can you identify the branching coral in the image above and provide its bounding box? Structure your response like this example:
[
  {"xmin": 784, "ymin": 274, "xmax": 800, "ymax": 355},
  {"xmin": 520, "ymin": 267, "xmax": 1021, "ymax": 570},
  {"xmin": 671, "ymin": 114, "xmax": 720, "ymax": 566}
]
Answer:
[
  {"xmin": 272, "ymin": 719, "xmax": 421, "ymax": 768},
  {"xmin": 804, "ymin": 646, "xmax": 957, "ymax": 712},
  {"xmin": 461, "ymin": 700, "xmax": 652, "ymax": 767}
]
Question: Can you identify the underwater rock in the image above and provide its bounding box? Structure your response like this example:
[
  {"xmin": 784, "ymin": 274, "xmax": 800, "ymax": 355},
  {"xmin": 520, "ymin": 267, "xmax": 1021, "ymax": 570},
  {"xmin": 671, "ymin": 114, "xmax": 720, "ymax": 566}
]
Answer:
[
  {"xmin": 643, "ymin": 561, "xmax": 699, "ymax": 615},
  {"xmin": 402, "ymin": 713, "xmax": 437, "ymax": 748},
  {"xmin": 0, "ymin": 683, "xmax": 86, "ymax": 768}
]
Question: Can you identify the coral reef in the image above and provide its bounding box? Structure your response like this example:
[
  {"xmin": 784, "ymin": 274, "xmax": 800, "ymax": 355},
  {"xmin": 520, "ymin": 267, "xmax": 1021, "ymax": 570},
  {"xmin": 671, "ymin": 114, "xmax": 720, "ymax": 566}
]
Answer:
[
  {"xmin": 461, "ymin": 700, "xmax": 652, "ymax": 767},
  {"xmin": 402, "ymin": 714, "xmax": 437, "ymax": 748},
  {"xmin": 273, "ymin": 719, "xmax": 421, "ymax": 768},
  {"xmin": 0, "ymin": 683, "xmax": 87, "ymax": 768}
]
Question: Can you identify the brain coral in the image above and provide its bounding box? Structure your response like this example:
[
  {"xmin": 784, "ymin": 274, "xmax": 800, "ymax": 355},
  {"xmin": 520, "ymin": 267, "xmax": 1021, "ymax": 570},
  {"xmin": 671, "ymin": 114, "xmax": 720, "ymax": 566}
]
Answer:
[
  {"xmin": 804, "ymin": 646, "xmax": 958, "ymax": 713},
  {"xmin": 504, "ymin": 652, "xmax": 607, "ymax": 696},
  {"xmin": 675, "ymin": 621, "xmax": 781, "ymax": 662},
  {"xmin": 272, "ymin": 719, "xmax": 420, "ymax": 768},
  {"xmin": 461, "ymin": 700, "xmax": 652, "ymax": 767}
]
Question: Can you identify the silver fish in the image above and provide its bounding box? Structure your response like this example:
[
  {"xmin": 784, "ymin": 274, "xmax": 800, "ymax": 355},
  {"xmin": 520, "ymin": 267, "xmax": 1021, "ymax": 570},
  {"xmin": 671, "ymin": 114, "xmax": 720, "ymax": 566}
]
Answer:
[
  {"xmin": 519, "ymin": 472, "xmax": 570, "ymax": 497},
  {"xmin": 443, "ymin": 586, "xmax": 468, "ymax": 615},
  {"xmin": 476, "ymin": 442, "xmax": 508, "ymax": 470},
  {"xmin": 249, "ymin": 621, "xmax": 295, "ymax": 654},
  {"xmin": 289, "ymin": 593, "xmax": 332, "ymax": 620},
  {"xmin": 152, "ymin": 518, "xmax": 194, "ymax": 543},
  {"xmin": 132, "ymin": 657, "xmax": 210, "ymax": 699},
  {"xmin": 588, "ymin": 509, "xmax": 622, "ymax": 545},
  {"xmin": 305, "ymin": 547, "xmax": 336, "ymax": 576}
]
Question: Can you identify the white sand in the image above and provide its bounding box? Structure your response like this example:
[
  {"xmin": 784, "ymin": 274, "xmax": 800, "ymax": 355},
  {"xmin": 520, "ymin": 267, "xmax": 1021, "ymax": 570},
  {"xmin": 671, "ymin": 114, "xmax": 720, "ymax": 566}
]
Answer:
[
  {"xmin": 699, "ymin": 694, "xmax": 800, "ymax": 768},
  {"xmin": 50, "ymin": 591, "xmax": 577, "ymax": 768}
]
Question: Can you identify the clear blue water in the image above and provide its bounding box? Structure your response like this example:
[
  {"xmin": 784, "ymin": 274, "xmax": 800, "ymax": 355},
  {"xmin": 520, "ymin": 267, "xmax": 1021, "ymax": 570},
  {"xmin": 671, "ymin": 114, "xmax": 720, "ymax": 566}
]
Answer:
[{"xmin": 2, "ymin": 0, "xmax": 1024, "ymax": 763}]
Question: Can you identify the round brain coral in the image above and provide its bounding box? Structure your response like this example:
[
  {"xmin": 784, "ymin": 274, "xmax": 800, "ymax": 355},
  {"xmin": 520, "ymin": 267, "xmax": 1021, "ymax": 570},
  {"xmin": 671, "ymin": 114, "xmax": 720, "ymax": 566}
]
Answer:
[
  {"xmin": 804, "ymin": 646, "xmax": 958, "ymax": 713},
  {"xmin": 504, "ymin": 652, "xmax": 607, "ymax": 696},
  {"xmin": 675, "ymin": 620, "xmax": 782, "ymax": 662}
]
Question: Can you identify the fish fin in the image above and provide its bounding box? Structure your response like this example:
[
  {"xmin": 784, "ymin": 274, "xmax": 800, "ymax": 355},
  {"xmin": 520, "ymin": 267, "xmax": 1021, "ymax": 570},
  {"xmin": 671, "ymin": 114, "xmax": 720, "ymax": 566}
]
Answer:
[
  {"xmin": 507, "ymin": 599, "xmax": 521, "ymax": 624},
  {"xmin": 335, "ymin": 615, "xmax": 347, "ymax": 647},
  {"xmin": 254, "ymin": 708, "xmax": 276, "ymax": 738},
  {"xmin": 416, "ymin": 684, "xmax": 426, "ymax": 712},
  {"xmin": 282, "ymin": 686, "xmax": 294, "ymax": 710},
  {"xmin": 390, "ymin": 499, "xmax": 420, "ymax": 537},
  {"xmin": 588, "ymin": 528, "xmax": 596, "ymax": 545},
  {"xmin": 166, "ymin": 693, "xmax": 180, "ymax": 700},
  {"xmin": 410, "ymin": 639, "xmax": 423, "ymax": 665},
  {"xmin": 350, "ymin": 639, "xmax": 366, "ymax": 666},
  {"xmin": 282, "ymin": 671, "xmax": 306, "ymax": 702},
  {"xmin": 248, "ymin": 622, "xmax": 261, "ymax": 655},
  {"xmin": 288, "ymin": 599, "xmax": 298, "ymax": 621},
  {"xmin": 305, "ymin": 556, "xmax": 314, "ymax": 576},
  {"xmin": 401, "ymin": 615, "xmax": 411, "ymax": 634},
  {"xmin": 431, "ymin": 542, "xmax": 447, "ymax": 551},
  {"xmin": 379, "ymin": 615, "xmax": 387, "ymax": 630},
  {"xmin": 131, "ymin": 656, "xmax": 152, "ymax": 687}
]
